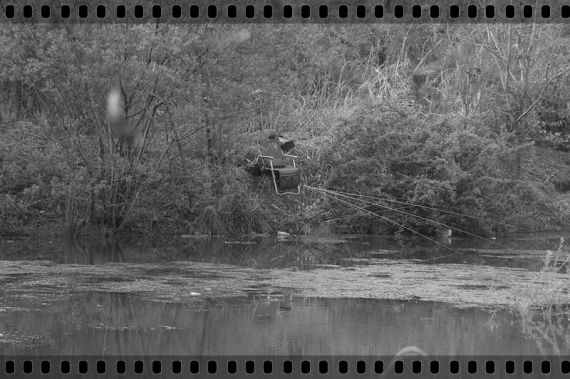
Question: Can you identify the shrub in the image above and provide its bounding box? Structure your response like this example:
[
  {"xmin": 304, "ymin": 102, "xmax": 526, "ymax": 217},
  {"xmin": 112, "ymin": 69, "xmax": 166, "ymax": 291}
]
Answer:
[{"xmin": 317, "ymin": 103, "xmax": 560, "ymax": 235}]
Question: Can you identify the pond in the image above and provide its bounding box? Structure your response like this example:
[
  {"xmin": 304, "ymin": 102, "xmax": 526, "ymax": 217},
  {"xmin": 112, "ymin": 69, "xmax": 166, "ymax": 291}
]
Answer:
[{"xmin": 0, "ymin": 234, "xmax": 569, "ymax": 356}]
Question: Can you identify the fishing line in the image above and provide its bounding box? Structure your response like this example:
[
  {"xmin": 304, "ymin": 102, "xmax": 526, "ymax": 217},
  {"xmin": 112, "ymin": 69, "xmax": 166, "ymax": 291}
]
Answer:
[
  {"xmin": 312, "ymin": 186, "xmax": 508, "ymax": 249},
  {"xmin": 310, "ymin": 187, "xmax": 463, "ymax": 257},
  {"xmin": 325, "ymin": 185, "xmax": 524, "ymax": 231},
  {"xmin": 325, "ymin": 185, "xmax": 482, "ymax": 214}
]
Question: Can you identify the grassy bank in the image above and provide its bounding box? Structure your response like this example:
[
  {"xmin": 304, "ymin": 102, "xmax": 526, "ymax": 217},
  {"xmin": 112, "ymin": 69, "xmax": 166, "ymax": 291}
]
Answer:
[
  {"xmin": 1, "ymin": 24, "xmax": 570, "ymax": 238},
  {"xmin": 2, "ymin": 113, "xmax": 570, "ymax": 238}
]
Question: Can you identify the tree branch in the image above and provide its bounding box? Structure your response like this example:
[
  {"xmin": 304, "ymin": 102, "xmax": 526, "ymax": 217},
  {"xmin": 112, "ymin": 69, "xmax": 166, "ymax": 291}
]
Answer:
[{"xmin": 516, "ymin": 69, "xmax": 570, "ymax": 123}]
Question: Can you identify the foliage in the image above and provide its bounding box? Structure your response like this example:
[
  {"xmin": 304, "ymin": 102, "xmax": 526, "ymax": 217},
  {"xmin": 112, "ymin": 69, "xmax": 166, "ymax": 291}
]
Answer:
[
  {"xmin": 318, "ymin": 103, "xmax": 560, "ymax": 235},
  {"xmin": 1, "ymin": 24, "xmax": 570, "ymax": 237}
]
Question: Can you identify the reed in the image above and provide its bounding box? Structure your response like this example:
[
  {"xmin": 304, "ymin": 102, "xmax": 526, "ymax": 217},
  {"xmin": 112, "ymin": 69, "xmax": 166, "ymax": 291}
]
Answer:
[{"xmin": 515, "ymin": 237, "xmax": 570, "ymax": 354}]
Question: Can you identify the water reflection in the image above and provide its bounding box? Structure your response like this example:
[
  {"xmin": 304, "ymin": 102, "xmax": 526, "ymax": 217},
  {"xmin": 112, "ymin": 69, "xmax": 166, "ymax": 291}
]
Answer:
[
  {"xmin": 0, "ymin": 236, "xmax": 363, "ymax": 269},
  {"xmin": 0, "ymin": 293, "xmax": 557, "ymax": 356},
  {"xmin": 0, "ymin": 234, "xmax": 568, "ymax": 272},
  {"xmin": 0, "ymin": 234, "xmax": 569, "ymax": 356},
  {"xmin": 520, "ymin": 305, "xmax": 570, "ymax": 355}
]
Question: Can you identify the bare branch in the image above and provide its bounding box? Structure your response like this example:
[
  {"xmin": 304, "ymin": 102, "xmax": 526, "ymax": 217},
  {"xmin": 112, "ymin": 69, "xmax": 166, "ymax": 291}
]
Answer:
[{"xmin": 516, "ymin": 69, "xmax": 570, "ymax": 123}]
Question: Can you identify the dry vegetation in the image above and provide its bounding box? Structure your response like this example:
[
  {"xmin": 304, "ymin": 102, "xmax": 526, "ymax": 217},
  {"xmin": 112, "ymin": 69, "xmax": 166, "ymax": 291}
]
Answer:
[{"xmin": 1, "ymin": 24, "xmax": 570, "ymax": 238}]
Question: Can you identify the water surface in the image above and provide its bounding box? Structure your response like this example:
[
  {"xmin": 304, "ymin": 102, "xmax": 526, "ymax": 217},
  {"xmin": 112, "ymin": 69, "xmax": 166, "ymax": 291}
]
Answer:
[{"xmin": 0, "ymin": 234, "xmax": 568, "ymax": 356}]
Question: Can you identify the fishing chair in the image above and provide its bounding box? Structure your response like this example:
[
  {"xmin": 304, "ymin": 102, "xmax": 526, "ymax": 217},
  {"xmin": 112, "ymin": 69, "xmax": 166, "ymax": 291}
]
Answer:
[{"xmin": 256, "ymin": 152, "xmax": 301, "ymax": 195}]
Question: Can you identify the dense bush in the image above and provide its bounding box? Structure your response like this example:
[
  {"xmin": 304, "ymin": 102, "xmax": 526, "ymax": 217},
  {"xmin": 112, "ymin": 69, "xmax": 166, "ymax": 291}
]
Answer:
[
  {"xmin": 316, "ymin": 104, "xmax": 562, "ymax": 235},
  {"xmin": 1, "ymin": 24, "xmax": 569, "ymax": 237}
]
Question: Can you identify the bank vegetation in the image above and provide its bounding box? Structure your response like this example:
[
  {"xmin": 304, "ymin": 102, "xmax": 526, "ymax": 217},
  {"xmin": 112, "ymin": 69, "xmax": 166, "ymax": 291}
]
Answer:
[{"xmin": 1, "ymin": 24, "xmax": 570, "ymax": 237}]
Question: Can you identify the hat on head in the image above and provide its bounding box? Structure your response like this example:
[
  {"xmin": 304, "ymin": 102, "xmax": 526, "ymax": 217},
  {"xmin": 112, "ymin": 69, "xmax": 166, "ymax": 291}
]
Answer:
[{"xmin": 267, "ymin": 130, "xmax": 277, "ymax": 139}]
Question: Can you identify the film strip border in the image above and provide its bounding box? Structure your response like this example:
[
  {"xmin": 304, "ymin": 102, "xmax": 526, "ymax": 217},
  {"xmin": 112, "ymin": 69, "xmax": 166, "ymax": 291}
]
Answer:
[
  {"xmin": 0, "ymin": 0, "xmax": 570, "ymax": 22},
  {"xmin": 2, "ymin": 357, "xmax": 570, "ymax": 378}
]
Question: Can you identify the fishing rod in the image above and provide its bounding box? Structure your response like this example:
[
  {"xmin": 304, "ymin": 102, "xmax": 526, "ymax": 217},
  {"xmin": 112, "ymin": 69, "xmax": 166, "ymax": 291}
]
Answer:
[
  {"xmin": 310, "ymin": 187, "xmax": 464, "ymax": 257},
  {"xmin": 319, "ymin": 189, "xmax": 470, "ymax": 262},
  {"xmin": 311, "ymin": 186, "xmax": 508, "ymax": 249},
  {"xmin": 326, "ymin": 185, "xmax": 481, "ymax": 214},
  {"xmin": 325, "ymin": 185, "xmax": 524, "ymax": 231},
  {"xmin": 327, "ymin": 186, "xmax": 478, "ymax": 215},
  {"xmin": 335, "ymin": 188, "xmax": 521, "ymax": 230}
]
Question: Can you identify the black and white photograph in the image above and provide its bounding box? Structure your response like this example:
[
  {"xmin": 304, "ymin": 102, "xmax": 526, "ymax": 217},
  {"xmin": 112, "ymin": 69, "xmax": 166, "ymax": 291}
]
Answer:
[{"xmin": 0, "ymin": 6, "xmax": 569, "ymax": 375}]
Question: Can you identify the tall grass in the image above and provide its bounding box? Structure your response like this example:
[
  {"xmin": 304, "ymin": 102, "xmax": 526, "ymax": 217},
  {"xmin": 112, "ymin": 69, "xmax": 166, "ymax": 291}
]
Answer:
[{"xmin": 516, "ymin": 237, "xmax": 570, "ymax": 354}]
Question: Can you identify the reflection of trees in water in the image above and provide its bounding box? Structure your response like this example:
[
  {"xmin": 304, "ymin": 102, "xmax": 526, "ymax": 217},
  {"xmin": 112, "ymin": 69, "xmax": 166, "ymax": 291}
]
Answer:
[
  {"xmin": 519, "ymin": 239, "xmax": 570, "ymax": 354},
  {"xmin": 59, "ymin": 235, "xmax": 570, "ymax": 272},
  {"xmin": 58, "ymin": 236, "xmax": 372, "ymax": 269},
  {"xmin": 179, "ymin": 238, "xmax": 367, "ymax": 270},
  {"xmin": 34, "ymin": 292, "xmax": 197, "ymax": 354},
  {"xmin": 521, "ymin": 306, "xmax": 570, "ymax": 355},
  {"xmin": 10, "ymin": 234, "xmax": 568, "ymax": 272},
  {"xmin": 63, "ymin": 237, "xmax": 125, "ymax": 264},
  {"xmin": 5, "ymin": 293, "xmax": 557, "ymax": 355},
  {"xmin": 252, "ymin": 292, "xmax": 294, "ymax": 322}
]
